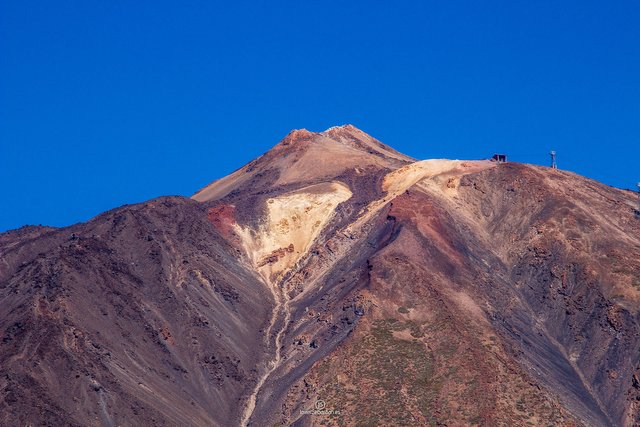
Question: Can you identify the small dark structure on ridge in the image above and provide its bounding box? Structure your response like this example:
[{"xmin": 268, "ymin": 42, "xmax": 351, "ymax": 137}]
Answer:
[{"xmin": 491, "ymin": 154, "xmax": 507, "ymax": 163}]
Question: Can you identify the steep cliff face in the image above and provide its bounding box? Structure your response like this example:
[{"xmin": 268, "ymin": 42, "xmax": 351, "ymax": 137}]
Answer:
[{"xmin": 1, "ymin": 125, "xmax": 639, "ymax": 426}]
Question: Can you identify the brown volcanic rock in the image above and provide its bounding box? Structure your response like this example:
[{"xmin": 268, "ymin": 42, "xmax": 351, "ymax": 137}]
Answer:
[
  {"xmin": 0, "ymin": 197, "xmax": 273, "ymax": 426},
  {"xmin": 191, "ymin": 124, "xmax": 412, "ymax": 203},
  {"xmin": 2, "ymin": 125, "xmax": 640, "ymax": 426},
  {"xmin": 270, "ymin": 162, "xmax": 640, "ymax": 427}
]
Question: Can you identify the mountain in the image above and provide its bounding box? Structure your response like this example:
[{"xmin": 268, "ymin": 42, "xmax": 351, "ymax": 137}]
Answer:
[{"xmin": 1, "ymin": 125, "xmax": 639, "ymax": 426}]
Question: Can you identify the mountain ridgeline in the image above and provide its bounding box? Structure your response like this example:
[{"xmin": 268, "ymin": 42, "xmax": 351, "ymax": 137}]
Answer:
[{"xmin": 2, "ymin": 125, "xmax": 640, "ymax": 426}]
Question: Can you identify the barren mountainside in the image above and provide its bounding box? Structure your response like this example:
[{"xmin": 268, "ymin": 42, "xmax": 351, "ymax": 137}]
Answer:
[{"xmin": 2, "ymin": 125, "xmax": 640, "ymax": 426}]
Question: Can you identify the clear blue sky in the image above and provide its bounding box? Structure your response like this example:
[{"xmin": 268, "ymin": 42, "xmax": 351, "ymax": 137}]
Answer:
[{"xmin": 1, "ymin": 1, "xmax": 639, "ymax": 232}]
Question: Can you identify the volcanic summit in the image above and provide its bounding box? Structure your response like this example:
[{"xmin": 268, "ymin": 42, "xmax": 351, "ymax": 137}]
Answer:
[{"xmin": 2, "ymin": 125, "xmax": 640, "ymax": 426}]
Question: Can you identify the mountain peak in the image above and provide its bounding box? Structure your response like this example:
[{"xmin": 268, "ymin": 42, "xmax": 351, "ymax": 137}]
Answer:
[
  {"xmin": 322, "ymin": 123, "xmax": 358, "ymax": 133},
  {"xmin": 280, "ymin": 124, "xmax": 369, "ymax": 146},
  {"xmin": 280, "ymin": 128, "xmax": 315, "ymax": 146},
  {"xmin": 192, "ymin": 126, "xmax": 414, "ymax": 202},
  {"xmin": 5, "ymin": 124, "xmax": 640, "ymax": 427}
]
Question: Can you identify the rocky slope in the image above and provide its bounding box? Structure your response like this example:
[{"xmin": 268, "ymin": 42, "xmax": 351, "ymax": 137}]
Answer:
[{"xmin": 1, "ymin": 125, "xmax": 639, "ymax": 426}]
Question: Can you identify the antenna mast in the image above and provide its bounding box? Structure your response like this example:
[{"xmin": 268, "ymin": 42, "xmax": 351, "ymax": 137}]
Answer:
[{"xmin": 550, "ymin": 151, "xmax": 557, "ymax": 169}]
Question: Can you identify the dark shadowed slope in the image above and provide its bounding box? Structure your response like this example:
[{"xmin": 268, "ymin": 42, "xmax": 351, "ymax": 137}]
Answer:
[{"xmin": 2, "ymin": 125, "xmax": 640, "ymax": 426}]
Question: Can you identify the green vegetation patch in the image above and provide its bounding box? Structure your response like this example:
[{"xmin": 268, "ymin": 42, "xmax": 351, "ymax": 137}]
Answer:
[
  {"xmin": 397, "ymin": 306, "xmax": 410, "ymax": 314},
  {"xmin": 317, "ymin": 319, "xmax": 440, "ymax": 426}
]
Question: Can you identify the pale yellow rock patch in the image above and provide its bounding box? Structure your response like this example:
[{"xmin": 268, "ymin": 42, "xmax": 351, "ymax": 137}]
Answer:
[{"xmin": 234, "ymin": 181, "xmax": 352, "ymax": 283}]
